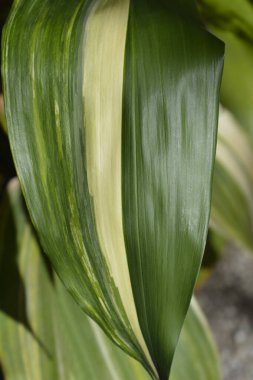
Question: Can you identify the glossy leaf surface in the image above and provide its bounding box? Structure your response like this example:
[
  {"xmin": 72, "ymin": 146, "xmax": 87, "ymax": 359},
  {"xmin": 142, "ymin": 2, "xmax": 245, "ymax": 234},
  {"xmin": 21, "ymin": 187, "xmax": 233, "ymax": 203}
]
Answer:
[{"xmin": 2, "ymin": 1, "xmax": 224, "ymax": 377}]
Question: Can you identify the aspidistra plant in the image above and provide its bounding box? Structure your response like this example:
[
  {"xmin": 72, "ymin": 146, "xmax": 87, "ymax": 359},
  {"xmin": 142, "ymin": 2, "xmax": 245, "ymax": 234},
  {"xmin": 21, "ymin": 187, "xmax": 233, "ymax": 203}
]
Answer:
[{"xmin": 2, "ymin": 0, "xmax": 224, "ymax": 379}]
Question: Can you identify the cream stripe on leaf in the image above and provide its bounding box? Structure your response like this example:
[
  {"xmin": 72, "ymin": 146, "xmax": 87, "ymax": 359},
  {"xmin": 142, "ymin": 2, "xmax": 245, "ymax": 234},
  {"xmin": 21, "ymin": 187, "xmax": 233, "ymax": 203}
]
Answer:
[
  {"xmin": 3, "ymin": 0, "xmax": 224, "ymax": 379},
  {"xmin": 83, "ymin": 0, "xmax": 154, "ymax": 371}
]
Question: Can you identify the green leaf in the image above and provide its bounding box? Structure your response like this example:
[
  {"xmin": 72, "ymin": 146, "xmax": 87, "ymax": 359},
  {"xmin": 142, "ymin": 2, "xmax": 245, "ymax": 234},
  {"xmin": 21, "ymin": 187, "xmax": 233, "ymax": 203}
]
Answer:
[
  {"xmin": 2, "ymin": 1, "xmax": 224, "ymax": 378},
  {"xmin": 171, "ymin": 298, "xmax": 220, "ymax": 380},
  {"xmin": 199, "ymin": 0, "xmax": 253, "ymax": 134},
  {"xmin": 211, "ymin": 107, "xmax": 253, "ymax": 252},
  {"xmin": 199, "ymin": 0, "xmax": 253, "ymax": 39},
  {"xmin": 0, "ymin": 179, "xmax": 220, "ymax": 380},
  {"xmin": 198, "ymin": 2, "xmax": 253, "ymax": 252}
]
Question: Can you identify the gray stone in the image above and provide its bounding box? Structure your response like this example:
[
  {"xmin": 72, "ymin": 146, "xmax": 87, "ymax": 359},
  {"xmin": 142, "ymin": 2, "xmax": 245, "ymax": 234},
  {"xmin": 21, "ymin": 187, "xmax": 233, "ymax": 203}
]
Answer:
[{"xmin": 197, "ymin": 246, "xmax": 253, "ymax": 380}]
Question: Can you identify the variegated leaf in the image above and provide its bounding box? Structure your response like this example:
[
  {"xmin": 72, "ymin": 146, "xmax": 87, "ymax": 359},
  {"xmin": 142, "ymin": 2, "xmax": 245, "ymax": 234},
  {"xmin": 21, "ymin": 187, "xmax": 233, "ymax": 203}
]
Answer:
[
  {"xmin": 0, "ymin": 179, "xmax": 220, "ymax": 380},
  {"xmin": 2, "ymin": 1, "xmax": 224, "ymax": 378}
]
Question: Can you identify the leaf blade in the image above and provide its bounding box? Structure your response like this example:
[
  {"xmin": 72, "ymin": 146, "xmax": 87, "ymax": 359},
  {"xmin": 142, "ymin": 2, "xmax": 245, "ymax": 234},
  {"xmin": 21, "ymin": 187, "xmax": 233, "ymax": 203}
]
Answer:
[
  {"xmin": 122, "ymin": 2, "xmax": 224, "ymax": 377},
  {"xmin": 0, "ymin": 179, "xmax": 220, "ymax": 380},
  {"xmin": 2, "ymin": 1, "xmax": 224, "ymax": 377}
]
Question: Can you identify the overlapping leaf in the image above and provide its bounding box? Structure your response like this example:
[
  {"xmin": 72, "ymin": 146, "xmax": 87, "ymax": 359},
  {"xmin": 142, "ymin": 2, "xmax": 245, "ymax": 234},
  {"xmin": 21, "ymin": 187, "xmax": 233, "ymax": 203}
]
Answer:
[
  {"xmin": 198, "ymin": 1, "xmax": 253, "ymax": 252},
  {"xmin": 211, "ymin": 108, "xmax": 253, "ymax": 252},
  {"xmin": 2, "ymin": 0, "xmax": 224, "ymax": 377},
  {"xmin": 199, "ymin": 0, "xmax": 253, "ymax": 134},
  {"xmin": 199, "ymin": 0, "xmax": 253, "ymax": 38},
  {"xmin": 0, "ymin": 179, "xmax": 220, "ymax": 380}
]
